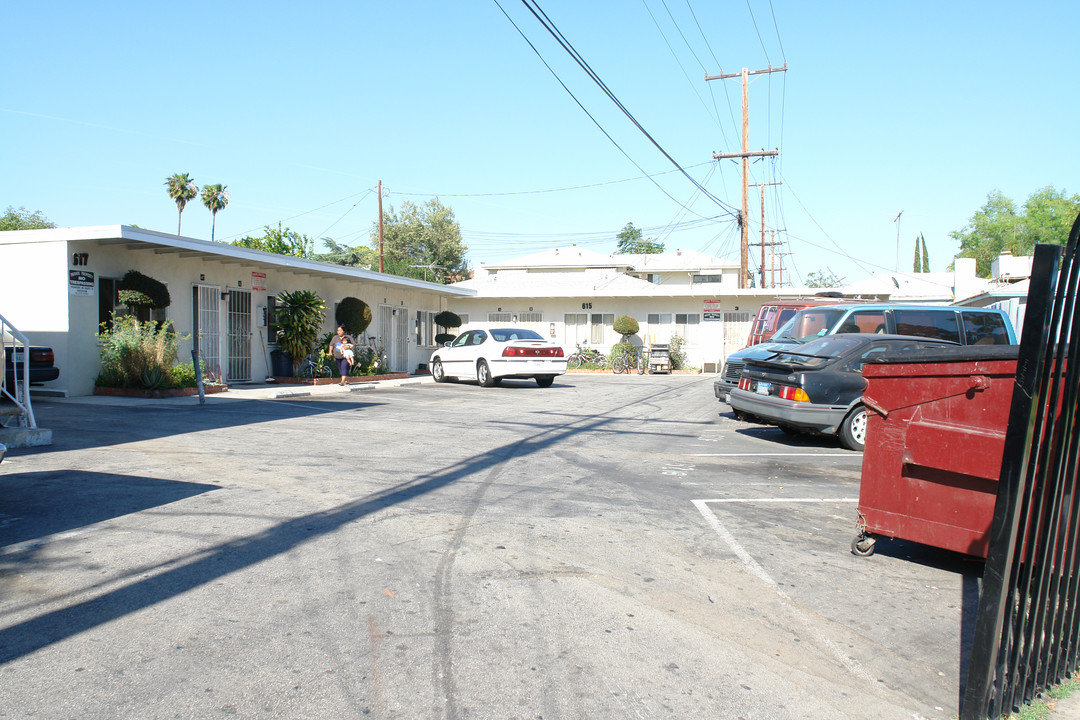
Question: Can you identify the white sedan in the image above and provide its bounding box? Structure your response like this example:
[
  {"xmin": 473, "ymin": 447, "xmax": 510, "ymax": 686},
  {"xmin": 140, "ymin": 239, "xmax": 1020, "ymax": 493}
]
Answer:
[{"xmin": 429, "ymin": 328, "xmax": 567, "ymax": 387}]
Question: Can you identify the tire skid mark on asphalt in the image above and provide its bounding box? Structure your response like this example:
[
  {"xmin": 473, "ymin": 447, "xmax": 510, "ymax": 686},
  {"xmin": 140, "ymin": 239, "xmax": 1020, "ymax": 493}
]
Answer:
[{"xmin": 692, "ymin": 498, "xmax": 878, "ymax": 685}]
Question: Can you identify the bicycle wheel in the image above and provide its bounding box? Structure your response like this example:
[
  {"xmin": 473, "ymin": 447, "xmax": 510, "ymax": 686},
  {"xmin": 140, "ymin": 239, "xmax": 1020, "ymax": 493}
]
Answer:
[
  {"xmin": 317, "ymin": 363, "xmax": 333, "ymax": 379},
  {"xmin": 611, "ymin": 356, "xmax": 625, "ymax": 374},
  {"xmin": 568, "ymin": 354, "xmax": 583, "ymax": 370},
  {"xmin": 295, "ymin": 362, "xmax": 314, "ymax": 379}
]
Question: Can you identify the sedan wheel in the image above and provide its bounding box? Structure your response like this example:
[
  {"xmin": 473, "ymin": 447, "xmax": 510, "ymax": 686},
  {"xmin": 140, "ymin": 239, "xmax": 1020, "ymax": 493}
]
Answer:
[
  {"xmin": 839, "ymin": 405, "xmax": 867, "ymax": 451},
  {"xmin": 477, "ymin": 360, "xmax": 496, "ymax": 387},
  {"xmin": 535, "ymin": 375, "xmax": 554, "ymax": 388},
  {"xmin": 432, "ymin": 358, "xmax": 447, "ymax": 383}
]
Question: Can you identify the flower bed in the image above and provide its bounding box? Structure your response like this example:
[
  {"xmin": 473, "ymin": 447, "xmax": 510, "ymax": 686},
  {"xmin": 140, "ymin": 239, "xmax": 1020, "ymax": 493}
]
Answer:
[
  {"xmin": 94, "ymin": 383, "xmax": 228, "ymax": 398},
  {"xmin": 270, "ymin": 373, "xmax": 409, "ymax": 385}
]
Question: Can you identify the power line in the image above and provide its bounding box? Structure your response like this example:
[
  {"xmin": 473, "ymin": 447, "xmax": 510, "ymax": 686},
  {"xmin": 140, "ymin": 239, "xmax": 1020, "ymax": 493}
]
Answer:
[
  {"xmin": 492, "ymin": 0, "xmax": 732, "ymax": 222},
  {"xmin": 517, "ymin": 0, "xmax": 740, "ymax": 217}
]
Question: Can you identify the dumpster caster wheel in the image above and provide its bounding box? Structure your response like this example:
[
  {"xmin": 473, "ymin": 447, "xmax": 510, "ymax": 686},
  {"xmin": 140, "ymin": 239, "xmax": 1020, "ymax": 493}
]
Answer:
[{"xmin": 851, "ymin": 534, "xmax": 876, "ymax": 557}]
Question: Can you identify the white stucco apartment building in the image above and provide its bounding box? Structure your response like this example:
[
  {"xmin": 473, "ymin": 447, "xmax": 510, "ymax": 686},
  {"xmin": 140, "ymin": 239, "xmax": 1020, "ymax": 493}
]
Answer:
[
  {"xmin": 0, "ymin": 225, "xmax": 472, "ymax": 396},
  {"xmin": 448, "ymin": 246, "xmax": 840, "ymax": 371}
]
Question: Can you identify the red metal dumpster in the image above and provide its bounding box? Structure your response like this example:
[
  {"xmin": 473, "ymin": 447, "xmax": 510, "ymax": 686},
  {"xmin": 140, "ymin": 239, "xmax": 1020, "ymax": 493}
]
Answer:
[{"xmin": 852, "ymin": 345, "xmax": 1019, "ymax": 558}]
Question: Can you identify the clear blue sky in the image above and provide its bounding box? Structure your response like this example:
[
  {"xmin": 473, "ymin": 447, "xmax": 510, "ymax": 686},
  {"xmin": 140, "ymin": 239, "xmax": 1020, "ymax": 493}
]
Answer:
[{"xmin": 4, "ymin": 1, "xmax": 1077, "ymax": 285}]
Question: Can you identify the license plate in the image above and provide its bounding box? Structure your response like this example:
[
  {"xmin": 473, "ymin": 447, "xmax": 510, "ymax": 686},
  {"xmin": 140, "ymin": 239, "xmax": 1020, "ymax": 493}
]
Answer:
[{"xmin": 755, "ymin": 382, "xmax": 771, "ymax": 396}]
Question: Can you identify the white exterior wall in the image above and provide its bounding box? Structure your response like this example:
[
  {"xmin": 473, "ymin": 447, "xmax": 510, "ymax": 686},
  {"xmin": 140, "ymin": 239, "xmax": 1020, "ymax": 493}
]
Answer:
[
  {"xmin": 448, "ymin": 295, "xmax": 761, "ymax": 371},
  {"xmin": 0, "ymin": 233, "xmax": 458, "ymax": 396}
]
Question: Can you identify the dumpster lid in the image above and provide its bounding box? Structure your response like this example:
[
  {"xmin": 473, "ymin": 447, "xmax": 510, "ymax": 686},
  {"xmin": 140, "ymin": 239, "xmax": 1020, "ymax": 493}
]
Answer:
[{"xmin": 866, "ymin": 344, "xmax": 1019, "ymax": 365}]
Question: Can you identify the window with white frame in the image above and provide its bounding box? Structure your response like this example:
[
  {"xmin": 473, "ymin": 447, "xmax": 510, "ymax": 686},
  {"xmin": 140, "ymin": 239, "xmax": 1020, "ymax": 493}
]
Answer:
[
  {"xmin": 457, "ymin": 313, "xmax": 469, "ymax": 326},
  {"xmin": 676, "ymin": 313, "xmax": 700, "ymax": 343},
  {"xmin": 488, "ymin": 311, "xmax": 513, "ymax": 323},
  {"xmin": 519, "ymin": 311, "xmax": 543, "ymax": 324},
  {"xmin": 415, "ymin": 310, "xmax": 434, "ymax": 347},
  {"xmin": 564, "ymin": 313, "xmax": 588, "ymax": 345},
  {"xmin": 590, "ymin": 313, "xmax": 613, "ymax": 344},
  {"xmin": 691, "ymin": 274, "xmax": 721, "ymax": 284},
  {"xmin": 647, "ymin": 313, "xmax": 674, "ymax": 343}
]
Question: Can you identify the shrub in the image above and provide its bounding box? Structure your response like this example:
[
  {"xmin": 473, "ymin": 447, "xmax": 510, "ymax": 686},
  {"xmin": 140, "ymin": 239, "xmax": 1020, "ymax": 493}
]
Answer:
[
  {"xmin": 435, "ymin": 333, "xmax": 456, "ymax": 345},
  {"xmin": 335, "ymin": 296, "xmax": 372, "ymax": 336},
  {"xmin": 434, "ymin": 310, "xmax": 461, "ymax": 329},
  {"xmin": 168, "ymin": 362, "xmax": 198, "ymax": 388},
  {"xmin": 96, "ymin": 314, "xmax": 188, "ymax": 388},
  {"xmin": 117, "ymin": 270, "xmax": 170, "ymax": 310},
  {"xmin": 609, "ymin": 340, "xmax": 636, "ymax": 366},
  {"xmin": 669, "ymin": 335, "xmax": 687, "ymax": 370},
  {"xmin": 276, "ymin": 290, "xmax": 326, "ymax": 370},
  {"xmin": 613, "ymin": 315, "xmax": 639, "ymax": 338}
]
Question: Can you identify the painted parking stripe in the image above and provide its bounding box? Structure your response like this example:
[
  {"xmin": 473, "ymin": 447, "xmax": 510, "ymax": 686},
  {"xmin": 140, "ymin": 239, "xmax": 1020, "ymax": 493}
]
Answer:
[
  {"xmin": 692, "ymin": 498, "xmax": 877, "ymax": 685},
  {"xmin": 687, "ymin": 452, "xmax": 860, "ymax": 457}
]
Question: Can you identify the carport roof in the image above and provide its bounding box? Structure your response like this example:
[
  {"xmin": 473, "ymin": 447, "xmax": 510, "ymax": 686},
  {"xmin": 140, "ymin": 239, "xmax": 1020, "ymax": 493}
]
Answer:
[{"xmin": 0, "ymin": 224, "xmax": 476, "ymax": 297}]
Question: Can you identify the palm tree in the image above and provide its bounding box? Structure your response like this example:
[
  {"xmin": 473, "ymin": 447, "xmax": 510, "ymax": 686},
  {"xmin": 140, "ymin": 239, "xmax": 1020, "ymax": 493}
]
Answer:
[
  {"xmin": 164, "ymin": 173, "xmax": 199, "ymax": 235},
  {"xmin": 200, "ymin": 183, "xmax": 230, "ymax": 241}
]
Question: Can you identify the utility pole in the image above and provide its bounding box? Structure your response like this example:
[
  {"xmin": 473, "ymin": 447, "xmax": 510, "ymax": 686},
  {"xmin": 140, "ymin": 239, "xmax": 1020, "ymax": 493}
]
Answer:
[
  {"xmin": 893, "ymin": 210, "xmax": 904, "ymax": 272},
  {"xmin": 378, "ymin": 180, "xmax": 385, "ymax": 273},
  {"xmin": 708, "ymin": 64, "xmax": 786, "ymax": 288},
  {"xmin": 750, "ymin": 181, "xmax": 782, "ymax": 288}
]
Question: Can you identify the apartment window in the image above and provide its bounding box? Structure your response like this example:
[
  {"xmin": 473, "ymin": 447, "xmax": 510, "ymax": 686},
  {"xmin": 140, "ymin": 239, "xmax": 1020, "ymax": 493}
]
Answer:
[
  {"xmin": 565, "ymin": 313, "xmax": 588, "ymax": 345},
  {"xmin": 519, "ymin": 311, "xmax": 543, "ymax": 324},
  {"xmin": 648, "ymin": 313, "xmax": 674, "ymax": 343},
  {"xmin": 676, "ymin": 313, "xmax": 700, "ymax": 342},
  {"xmin": 457, "ymin": 313, "xmax": 469, "ymax": 326},
  {"xmin": 488, "ymin": 312, "xmax": 513, "ymax": 323},
  {"xmin": 415, "ymin": 310, "xmax": 434, "ymax": 347},
  {"xmin": 691, "ymin": 275, "xmax": 721, "ymax": 284},
  {"xmin": 591, "ymin": 313, "xmax": 613, "ymax": 344},
  {"xmin": 98, "ymin": 277, "xmax": 166, "ymax": 330},
  {"xmin": 645, "ymin": 273, "xmax": 661, "ymax": 285}
]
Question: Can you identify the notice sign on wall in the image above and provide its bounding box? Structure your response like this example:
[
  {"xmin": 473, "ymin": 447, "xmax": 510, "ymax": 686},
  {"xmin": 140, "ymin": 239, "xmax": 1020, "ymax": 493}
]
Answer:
[
  {"xmin": 251, "ymin": 271, "xmax": 267, "ymax": 292},
  {"xmin": 69, "ymin": 269, "xmax": 95, "ymax": 296},
  {"xmin": 703, "ymin": 299, "xmax": 723, "ymax": 321}
]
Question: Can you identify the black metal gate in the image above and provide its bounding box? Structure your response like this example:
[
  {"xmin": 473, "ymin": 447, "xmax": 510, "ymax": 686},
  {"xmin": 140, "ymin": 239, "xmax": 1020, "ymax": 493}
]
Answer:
[{"xmin": 963, "ymin": 212, "xmax": 1080, "ymax": 719}]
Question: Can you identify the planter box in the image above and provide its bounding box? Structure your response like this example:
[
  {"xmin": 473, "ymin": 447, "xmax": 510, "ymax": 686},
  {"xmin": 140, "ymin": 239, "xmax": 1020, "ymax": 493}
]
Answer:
[{"xmin": 94, "ymin": 384, "xmax": 228, "ymax": 398}]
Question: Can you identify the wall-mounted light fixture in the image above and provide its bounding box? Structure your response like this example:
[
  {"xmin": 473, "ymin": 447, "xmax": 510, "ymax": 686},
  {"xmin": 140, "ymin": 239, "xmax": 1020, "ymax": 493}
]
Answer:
[
  {"xmin": 221, "ymin": 290, "xmax": 229, "ymax": 300},
  {"xmin": 237, "ymin": 280, "xmax": 242, "ymax": 287},
  {"xmin": 200, "ymin": 274, "xmax": 205, "ymax": 281}
]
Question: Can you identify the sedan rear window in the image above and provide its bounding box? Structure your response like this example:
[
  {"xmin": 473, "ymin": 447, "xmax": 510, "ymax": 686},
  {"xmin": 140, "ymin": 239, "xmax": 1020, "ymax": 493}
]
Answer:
[
  {"xmin": 490, "ymin": 328, "xmax": 544, "ymax": 342},
  {"xmin": 770, "ymin": 335, "xmax": 863, "ymax": 366}
]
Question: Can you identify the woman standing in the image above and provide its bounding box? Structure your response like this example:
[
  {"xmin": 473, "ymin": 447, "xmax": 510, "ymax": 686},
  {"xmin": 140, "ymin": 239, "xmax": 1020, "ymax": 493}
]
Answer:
[{"xmin": 329, "ymin": 326, "xmax": 355, "ymax": 386}]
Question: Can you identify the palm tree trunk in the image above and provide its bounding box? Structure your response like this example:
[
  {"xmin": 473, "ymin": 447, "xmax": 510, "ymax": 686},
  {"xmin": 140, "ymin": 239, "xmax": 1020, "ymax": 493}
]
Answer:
[
  {"xmin": 177, "ymin": 210, "xmax": 183, "ymax": 236},
  {"xmin": 211, "ymin": 211, "xmax": 217, "ymax": 242}
]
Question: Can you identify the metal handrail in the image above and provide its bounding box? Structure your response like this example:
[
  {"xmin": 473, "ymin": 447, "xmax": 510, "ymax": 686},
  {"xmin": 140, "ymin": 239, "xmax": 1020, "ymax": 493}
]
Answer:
[{"xmin": 0, "ymin": 311, "xmax": 36, "ymax": 428}]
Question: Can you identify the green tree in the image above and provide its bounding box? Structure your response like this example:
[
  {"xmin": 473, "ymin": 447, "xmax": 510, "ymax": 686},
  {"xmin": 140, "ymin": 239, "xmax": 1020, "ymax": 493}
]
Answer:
[
  {"xmin": 164, "ymin": 173, "xmax": 199, "ymax": 235},
  {"xmin": 200, "ymin": 183, "xmax": 229, "ymax": 242},
  {"xmin": 314, "ymin": 238, "xmax": 378, "ymax": 267},
  {"xmin": 274, "ymin": 290, "xmax": 326, "ymax": 370},
  {"xmin": 913, "ymin": 233, "xmax": 930, "ymax": 272},
  {"xmin": 233, "ymin": 224, "xmax": 315, "ymax": 258},
  {"xmin": 374, "ymin": 199, "xmax": 468, "ymax": 283},
  {"xmin": 951, "ymin": 186, "xmax": 1080, "ymax": 277},
  {"xmin": 0, "ymin": 207, "xmax": 55, "ymax": 231},
  {"xmin": 616, "ymin": 222, "xmax": 665, "ymax": 254},
  {"xmin": 805, "ymin": 269, "xmax": 844, "ymax": 288}
]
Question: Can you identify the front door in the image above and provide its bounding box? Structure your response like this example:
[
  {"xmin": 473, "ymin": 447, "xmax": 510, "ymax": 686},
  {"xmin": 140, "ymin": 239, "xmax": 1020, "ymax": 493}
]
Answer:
[
  {"xmin": 226, "ymin": 289, "xmax": 252, "ymax": 382},
  {"xmin": 193, "ymin": 285, "xmax": 222, "ymax": 380}
]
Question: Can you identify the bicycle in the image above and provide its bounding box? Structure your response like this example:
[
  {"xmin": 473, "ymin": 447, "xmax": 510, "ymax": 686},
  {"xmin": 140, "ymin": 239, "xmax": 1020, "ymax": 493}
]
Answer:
[
  {"xmin": 611, "ymin": 347, "xmax": 647, "ymax": 375},
  {"xmin": 295, "ymin": 353, "xmax": 333, "ymax": 379},
  {"xmin": 567, "ymin": 342, "xmax": 606, "ymax": 369}
]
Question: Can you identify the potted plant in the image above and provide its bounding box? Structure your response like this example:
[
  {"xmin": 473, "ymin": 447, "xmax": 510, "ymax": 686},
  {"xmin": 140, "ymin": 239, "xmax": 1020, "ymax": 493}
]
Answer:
[{"xmin": 275, "ymin": 290, "xmax": 326, "ymax": 371}]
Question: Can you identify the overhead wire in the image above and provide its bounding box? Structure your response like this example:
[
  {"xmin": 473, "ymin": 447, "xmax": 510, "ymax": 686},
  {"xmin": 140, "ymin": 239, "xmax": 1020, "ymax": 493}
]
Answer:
[
  {"xmin": 492, "ymin": 0, "xmax": 734, "ymax": 223},
  {"xmin": 516, "ymin": 0, "xmax": 740, "ymax": 217}
]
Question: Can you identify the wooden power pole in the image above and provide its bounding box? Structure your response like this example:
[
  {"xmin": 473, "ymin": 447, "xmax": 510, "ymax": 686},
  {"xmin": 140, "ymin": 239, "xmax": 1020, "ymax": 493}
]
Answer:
[
  {"xmin": 377, "ymin": 179, "xmax": 385, "ymax": 273},
  {"xmin": 707, "ymin": 64, "xmax": 786, "ymax": 288},
  {"xmin": 750, "ymin": 181, "xmax": 782, "ymax": 288}
]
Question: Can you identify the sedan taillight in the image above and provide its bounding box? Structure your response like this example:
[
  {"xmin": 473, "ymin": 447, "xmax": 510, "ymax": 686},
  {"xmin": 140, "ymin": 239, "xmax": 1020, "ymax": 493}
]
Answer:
[
  {"xmin": 29, "ymin": 348, "xmax": 54, "ymax": 364},
  {"xmin": 778, "ymin": 386, "xmax": 810, "ymax": 402},
  {"xmin": 502, "ymin": 346, "xmax": 564, "ymax": 358}
]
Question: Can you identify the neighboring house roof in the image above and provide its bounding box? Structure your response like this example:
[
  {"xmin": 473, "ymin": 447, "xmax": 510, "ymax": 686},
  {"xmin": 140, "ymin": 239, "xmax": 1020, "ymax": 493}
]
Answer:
[
  {"xmin": 0, "ymin": 225, "xmax": 475, "ymax": 296},
  {"xmin": 476, "ymin": 246, "xmax": 737, "ymax": 273},
  {"xmin": 839, "ymin": 271, "xmax": 974, "ymax": 303}
]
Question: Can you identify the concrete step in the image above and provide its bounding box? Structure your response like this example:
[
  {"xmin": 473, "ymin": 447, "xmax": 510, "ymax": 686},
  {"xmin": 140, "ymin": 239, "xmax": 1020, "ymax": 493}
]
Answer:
[{"xmin": 0, "ymin": 426, "xmax": 52, "ymax": 448}]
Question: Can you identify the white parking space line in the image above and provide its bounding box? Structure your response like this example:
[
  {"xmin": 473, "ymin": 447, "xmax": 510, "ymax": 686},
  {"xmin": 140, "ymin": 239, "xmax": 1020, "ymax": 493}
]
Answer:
[
  {"xmin": 692, "ymin": 498, "xmax": 877, "ymax": 684},
  {"xmin": 688, "ymin": 452, "xmax": 860, "ymax": 457}
]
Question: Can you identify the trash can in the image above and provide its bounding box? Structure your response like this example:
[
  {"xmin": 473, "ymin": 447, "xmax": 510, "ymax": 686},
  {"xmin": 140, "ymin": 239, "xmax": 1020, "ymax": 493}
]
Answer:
[
  {"xmin": 852, "ymin": 345, "xmax": 1019, "ymax": 558},
  {"xmin": 270, "ymin": 349, "xmax": 293, "ymax": 377}
]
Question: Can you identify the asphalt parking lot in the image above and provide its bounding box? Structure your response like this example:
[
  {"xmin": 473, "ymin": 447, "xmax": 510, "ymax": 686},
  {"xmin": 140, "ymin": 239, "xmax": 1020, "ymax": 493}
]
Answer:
[{"xmin": 0, "ymin": 374, "xmax": 983, "ymax": 719}]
